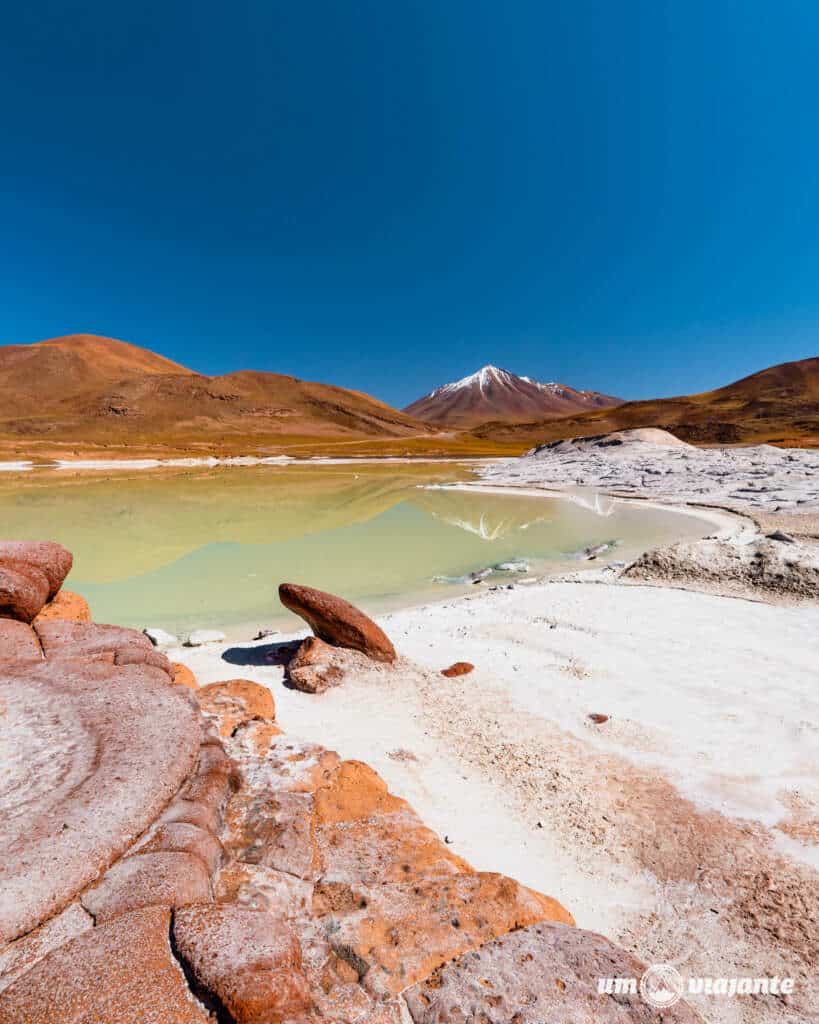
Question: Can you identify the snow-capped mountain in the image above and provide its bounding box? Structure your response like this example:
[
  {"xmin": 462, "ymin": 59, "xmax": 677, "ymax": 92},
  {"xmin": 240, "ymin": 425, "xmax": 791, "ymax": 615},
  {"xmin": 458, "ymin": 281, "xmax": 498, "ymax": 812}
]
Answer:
[{"xmin": 404, "ymin": 365, "xmax": 621, "ymax": 428}]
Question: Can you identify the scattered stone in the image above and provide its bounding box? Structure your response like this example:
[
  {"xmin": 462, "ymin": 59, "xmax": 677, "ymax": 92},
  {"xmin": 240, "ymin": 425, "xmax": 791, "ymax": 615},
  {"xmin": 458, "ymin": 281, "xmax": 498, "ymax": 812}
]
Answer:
[
  {"xmin": 185, "ymin": 629, "xmax": 226, "ymax": 647},
  {"xmin": 253, "ymin": 628, "xmax": 278, "ymax": 640},
  {"xmin": 286, "ymin": 636, "xmax": 346, "ymax": 694},
  {"xmin": 766, "ymin": 529, "xmax": 795, "ymax": 543},
  {"xmin": 33, "ymin": 590, "xmax": 91, "ymax": 624},
  {"xmin": 143, "ymin": 626, "xmax": 179, "ymax": 647},
  {"xmin": 279, "ymin": 582, "xmax": 396, "ymax": 663},
  {"xmin": 197, "ymin": 679, "xmax": 276, "ymax": 736},
  {"xmin": 441, "ymin": 661, "xmax": 474, "ymax": 678},
  {"xmin": 588, "ymin": 713, "xmax": 609, "ymax": 724}
]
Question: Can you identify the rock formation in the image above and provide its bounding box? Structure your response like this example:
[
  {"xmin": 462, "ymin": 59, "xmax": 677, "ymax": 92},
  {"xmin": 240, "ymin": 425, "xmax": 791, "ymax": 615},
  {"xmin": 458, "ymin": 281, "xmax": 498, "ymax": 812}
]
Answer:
[
  {"xmin": 279, "ymin": 582, "xmax": 397, "ymax": 663},
  {"xmin": 0, "ymin": 542, "xmax": 700, "ymax": 1020}
]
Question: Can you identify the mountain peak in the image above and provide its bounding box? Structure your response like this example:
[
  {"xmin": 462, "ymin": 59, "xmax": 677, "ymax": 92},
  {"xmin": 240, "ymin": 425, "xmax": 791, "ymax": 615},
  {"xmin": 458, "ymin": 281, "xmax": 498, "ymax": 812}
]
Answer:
[{"xmin": 405, "ymin": 366, "xmax": 622, "ymax": 429}]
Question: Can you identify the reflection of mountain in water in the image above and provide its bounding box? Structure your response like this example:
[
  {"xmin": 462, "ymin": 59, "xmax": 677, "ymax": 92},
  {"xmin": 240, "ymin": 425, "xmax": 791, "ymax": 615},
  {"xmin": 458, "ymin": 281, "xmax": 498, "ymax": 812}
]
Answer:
[
  {"xmin": 0, "ymin": 465, "xmax": 463, "ymax": 581},
  {"xmin": 409, "ymin": 488, "xmax": 552, "ymax": 541}
]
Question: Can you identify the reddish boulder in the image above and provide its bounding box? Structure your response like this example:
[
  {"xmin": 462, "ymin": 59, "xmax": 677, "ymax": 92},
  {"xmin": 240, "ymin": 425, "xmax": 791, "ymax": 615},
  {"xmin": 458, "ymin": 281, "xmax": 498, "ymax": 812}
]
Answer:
[
  {"xmin": 173, "ymin": 904, "xmax": 313, "ymax": 1023},
  {"xmin": 287, "ymin": 636, "xmax": 346, "ymax": 693},
  {"xmin": 33, "ymin": 590, "xmax": 91, "ymax": 624},
  {"xmin": 441, "ymin": 661, "xmax": 474, "ymax": 678},
  {"xmin": 588, "ymin": 713, "xmax": 609, "ymax": 724},
  {"xmin": 0, "ymin": 541, "xmax": 72, "ymax": 600},
  {"xmin": 0, "ymin": 561, "xmax": 50, "ymax": 622},
  {"xmin": 278, "ymin": 583, "xmax": 396, "ymax": 663}
]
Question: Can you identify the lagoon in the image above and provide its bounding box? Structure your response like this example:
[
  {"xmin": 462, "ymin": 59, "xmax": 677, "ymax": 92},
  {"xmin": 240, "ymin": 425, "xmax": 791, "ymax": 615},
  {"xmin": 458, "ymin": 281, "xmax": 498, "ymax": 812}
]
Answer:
[{"xmin": 0, "ymin": 462, "xmax": 709, "ymax": 638}]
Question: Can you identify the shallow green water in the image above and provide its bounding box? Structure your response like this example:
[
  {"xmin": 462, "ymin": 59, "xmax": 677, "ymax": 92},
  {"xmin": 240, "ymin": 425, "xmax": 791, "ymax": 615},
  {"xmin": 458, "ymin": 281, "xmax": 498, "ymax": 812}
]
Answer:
[{"xmin": 0, "ymin": 463, "xmax": 709, "ymax": 637}]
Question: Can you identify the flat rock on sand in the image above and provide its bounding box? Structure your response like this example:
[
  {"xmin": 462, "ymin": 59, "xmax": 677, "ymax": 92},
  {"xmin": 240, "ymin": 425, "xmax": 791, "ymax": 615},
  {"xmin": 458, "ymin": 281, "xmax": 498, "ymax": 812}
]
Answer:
[{"xmin": 0, "ymin": 661, "xmax": 202, "ymax": 941}]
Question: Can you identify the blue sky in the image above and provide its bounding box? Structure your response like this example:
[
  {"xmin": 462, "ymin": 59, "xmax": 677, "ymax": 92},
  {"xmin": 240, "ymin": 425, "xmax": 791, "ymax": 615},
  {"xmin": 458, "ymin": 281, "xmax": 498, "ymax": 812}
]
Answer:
[{"xmin": 2, "ymin": 1, "xmax": 818, "ymax": 406}]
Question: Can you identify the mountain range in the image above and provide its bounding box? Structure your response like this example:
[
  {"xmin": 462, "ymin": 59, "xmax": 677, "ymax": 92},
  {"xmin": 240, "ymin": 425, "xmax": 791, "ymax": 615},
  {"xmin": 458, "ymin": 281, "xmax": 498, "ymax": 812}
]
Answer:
[
  {"xmin": 469, "ymin": 356, "xmax": 819, "ymax": 448},
  {"xmin": 0, "ymin": 334, "xmax": 425, "ymax": 453},
  {"xmin": 403, "ymin": 365, "xmax": 621, "ymax": 427},
  {"xmin": 0, "ymin": 334, "xmax": 816, "ymax": 454}
]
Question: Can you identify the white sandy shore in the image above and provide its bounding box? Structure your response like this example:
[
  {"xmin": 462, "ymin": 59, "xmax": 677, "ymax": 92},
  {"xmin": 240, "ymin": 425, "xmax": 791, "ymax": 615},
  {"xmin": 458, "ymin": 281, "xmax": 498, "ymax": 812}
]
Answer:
[
  {"xmin": 169, "ymin": 442, "xmax": 819, "ymax": 1022},
  {"xmin": 175, "ymin": 576, "xmax": 818, "ymax": 1022}
]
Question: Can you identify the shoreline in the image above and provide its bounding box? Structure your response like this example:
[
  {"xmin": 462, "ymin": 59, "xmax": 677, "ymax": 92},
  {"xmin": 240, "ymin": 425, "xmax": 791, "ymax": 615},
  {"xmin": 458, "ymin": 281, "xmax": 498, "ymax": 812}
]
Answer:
[{"xmin": 167, "ymin": 465, "xmax": 818, "ymax": 1022}]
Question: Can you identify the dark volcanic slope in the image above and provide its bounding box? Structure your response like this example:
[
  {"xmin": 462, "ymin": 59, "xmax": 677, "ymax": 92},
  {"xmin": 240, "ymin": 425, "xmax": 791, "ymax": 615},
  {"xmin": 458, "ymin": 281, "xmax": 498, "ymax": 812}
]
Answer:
[
  {"xmin": 405, "ymin": 365, "xmax": 621, "ymax": 429},
  {"xmin": 471, "ymin": 357, "xmax": 819, "ymax": 448},
  {"xmin": 0, "ymin": 334, "xmax": 429, "ymax": 447}
]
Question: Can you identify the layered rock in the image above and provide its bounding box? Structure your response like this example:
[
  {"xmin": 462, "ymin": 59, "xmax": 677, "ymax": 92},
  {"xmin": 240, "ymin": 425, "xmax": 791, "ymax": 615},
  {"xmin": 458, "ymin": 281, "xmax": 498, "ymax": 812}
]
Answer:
[{"xmin": 0, "ymin": 541, "xmax": 73, "ymax": 623}]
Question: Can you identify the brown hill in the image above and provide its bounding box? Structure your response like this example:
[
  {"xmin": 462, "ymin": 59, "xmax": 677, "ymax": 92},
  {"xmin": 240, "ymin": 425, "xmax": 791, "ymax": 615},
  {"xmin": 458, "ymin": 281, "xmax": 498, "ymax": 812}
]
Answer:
[
  {"xmin": 405, "ymin": 365, "xmax": 621, "ymax": 428},
  {"xmin": 471, "ymin": 357, "xmax": 819, "ymax": 448},
  {"xmin": 0, "ymin": 334, "xmax": 430, "ymax": 452}
]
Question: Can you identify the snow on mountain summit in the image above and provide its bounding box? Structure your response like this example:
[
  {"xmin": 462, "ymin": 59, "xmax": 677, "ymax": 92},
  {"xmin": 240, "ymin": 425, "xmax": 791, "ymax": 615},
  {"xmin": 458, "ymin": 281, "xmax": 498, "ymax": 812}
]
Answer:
[{"xmin": 405, "ymin": 365, "xmax": 621, "ymax": 428}]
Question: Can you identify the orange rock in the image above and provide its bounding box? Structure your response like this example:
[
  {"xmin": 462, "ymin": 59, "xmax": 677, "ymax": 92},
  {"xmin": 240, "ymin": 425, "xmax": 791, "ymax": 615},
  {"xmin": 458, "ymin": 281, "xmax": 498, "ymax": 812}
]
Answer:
[
  {"xmin": 314, "ymin": 761, "xmax": 404, "ymax": 825},
  {"xmin": 441, "ymin": 661, "xmax": 474, "ymax": 678},
  {"xmin": 0, "ymin": 907, "xmax": 210, "ymax": 1023},
  {"xmin": 588, "ymin": 713, "xmax": 609, "ymax": 724},
  {"xmin": 173, "ymin": 904, "xmax": 313, "ymax": 1023},
  {"xmin": 327, "ymin": 872, "xmax": 575, "ymax": 996},
  {"xmin": 171, "ymin": 661, "xmax": 198, "ymax": 690},
  {"xmin": 197, "ymin": 678, "xmax": 276, "ymax": 737},
  {"xmin": 33, "ymin": 590, "xmax": 91, "ymax": 624},
  {"xmin": 279, "ymin": 583, "xmax": 396, "ymax": 663}
]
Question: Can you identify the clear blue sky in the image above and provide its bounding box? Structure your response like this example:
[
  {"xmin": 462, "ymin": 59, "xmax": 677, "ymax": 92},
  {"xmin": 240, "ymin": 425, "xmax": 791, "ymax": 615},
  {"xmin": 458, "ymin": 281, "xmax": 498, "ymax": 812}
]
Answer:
[{"xmin": 2, "ymin": 2, "xmax": 818, "ymax": 407}]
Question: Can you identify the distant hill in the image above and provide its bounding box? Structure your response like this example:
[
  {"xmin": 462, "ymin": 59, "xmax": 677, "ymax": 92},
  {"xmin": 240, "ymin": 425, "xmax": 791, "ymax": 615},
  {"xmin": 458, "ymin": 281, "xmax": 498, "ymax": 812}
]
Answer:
[
  {"xmin": 0, "ymin": 334, "xmax": 429, "ymax": 451},
  {"xmin": 470, "ymin": 357, "xmax": 819, "ymax": 448},
  {"xmin": 404, "ymin": 365, "xmax": 621, "ymax": 428}
]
